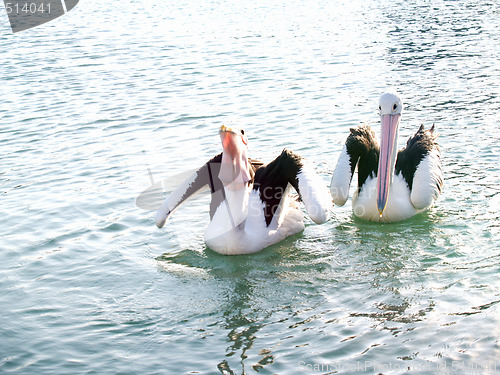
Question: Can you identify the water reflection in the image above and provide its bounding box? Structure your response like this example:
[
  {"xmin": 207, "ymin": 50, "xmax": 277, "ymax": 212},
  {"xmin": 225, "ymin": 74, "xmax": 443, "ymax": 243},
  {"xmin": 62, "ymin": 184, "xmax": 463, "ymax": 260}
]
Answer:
[
  {"xmin": 329, "ymin": 216, "xmax": 443, "ymax": 339},
  {"xmin": 157, "ymin": 247, "xmax": 293, "ymax": 373},
  {"xmin": 156, "ymin": 214, "xmax": 448, "ymax": 371},
  {"xmin": 218, "ymin": 277, "xmax": 270, "ymax": 374}
]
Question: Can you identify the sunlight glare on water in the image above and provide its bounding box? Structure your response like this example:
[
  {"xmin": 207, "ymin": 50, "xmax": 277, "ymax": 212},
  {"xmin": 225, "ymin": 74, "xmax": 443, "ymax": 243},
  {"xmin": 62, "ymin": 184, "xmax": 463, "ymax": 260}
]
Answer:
[{"xmin": 1, "ymin": 0, "xmax": 499, "ymax": 374}]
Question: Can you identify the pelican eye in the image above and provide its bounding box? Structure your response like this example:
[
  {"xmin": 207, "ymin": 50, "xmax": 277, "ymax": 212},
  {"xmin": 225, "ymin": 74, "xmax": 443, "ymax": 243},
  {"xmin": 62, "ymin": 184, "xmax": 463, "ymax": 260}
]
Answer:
[
  {"xmin": 393, "ymin": 103, "xmax": 398, "ymax": 111},
  {"xmin": 240, "ymin": 129, "xmax": 245, "ymax": 135}
]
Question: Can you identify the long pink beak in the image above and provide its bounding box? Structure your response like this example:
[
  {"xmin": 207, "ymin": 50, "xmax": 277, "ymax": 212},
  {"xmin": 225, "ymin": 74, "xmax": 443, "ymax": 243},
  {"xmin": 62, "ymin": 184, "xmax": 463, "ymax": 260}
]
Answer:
[
  {"xmin": 218, "ymin": 131, "xmax": 251, "ymax": 190},
  {"xmin": 377, "ymin": 113, "xmax": 400, "ymax": 216}
]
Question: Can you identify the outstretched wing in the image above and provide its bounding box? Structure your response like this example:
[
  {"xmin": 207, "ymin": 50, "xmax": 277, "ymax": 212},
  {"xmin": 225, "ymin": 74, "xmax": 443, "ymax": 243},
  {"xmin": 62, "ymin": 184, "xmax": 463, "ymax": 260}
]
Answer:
[
  {"xmin": 330, "ymin": 125, "xmax": 379, "ymax": 206},
  {"xmin": 254, "ymin": 149, "xmax": 332, "ymax": 226},
  {"xmin": 395, "ymin": 125, "xmax": 443, "ymax": 210},
  {"xmin": 136, "ymin": 169, "xmax": 207, "ymax": 210},
  {"xmin": 155, "ymin": 154, "xmax": 223, "ymax": 228},
  {"xmin": 154, "ymin": 155, "xmax": 265, "ymax": 228}
]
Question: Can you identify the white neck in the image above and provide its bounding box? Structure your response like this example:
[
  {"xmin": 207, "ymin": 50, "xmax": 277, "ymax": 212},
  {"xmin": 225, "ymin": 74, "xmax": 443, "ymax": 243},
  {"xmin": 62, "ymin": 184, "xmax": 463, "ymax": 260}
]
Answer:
[{"xmin": 222, "ymin": 184, "xmax": 251, "ymax": 229}]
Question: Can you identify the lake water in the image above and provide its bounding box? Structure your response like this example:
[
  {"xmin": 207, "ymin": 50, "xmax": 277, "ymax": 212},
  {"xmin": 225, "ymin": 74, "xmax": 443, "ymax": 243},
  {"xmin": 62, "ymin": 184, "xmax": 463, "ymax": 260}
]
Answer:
[{"xmin": 1, "ymin": 0, "xmax": 499, "ymax": 373}]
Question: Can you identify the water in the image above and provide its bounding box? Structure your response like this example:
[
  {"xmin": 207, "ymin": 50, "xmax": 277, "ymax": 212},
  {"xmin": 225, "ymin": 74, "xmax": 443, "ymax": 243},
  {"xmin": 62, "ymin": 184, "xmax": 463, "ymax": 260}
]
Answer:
[{"xmin": 1, "ymin": 0, "xmax": 499, "ymax": 373}]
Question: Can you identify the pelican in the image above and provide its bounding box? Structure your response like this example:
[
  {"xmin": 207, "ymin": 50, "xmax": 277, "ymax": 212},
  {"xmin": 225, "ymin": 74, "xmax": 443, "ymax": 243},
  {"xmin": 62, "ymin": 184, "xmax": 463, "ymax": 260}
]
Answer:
[
  {"xmin": 330, "ymin": 92, "xmax": 443, "ymax": 222},
  {"xmin": 156, "ymin": 125, "xmax": 332, "ymax": 254}
]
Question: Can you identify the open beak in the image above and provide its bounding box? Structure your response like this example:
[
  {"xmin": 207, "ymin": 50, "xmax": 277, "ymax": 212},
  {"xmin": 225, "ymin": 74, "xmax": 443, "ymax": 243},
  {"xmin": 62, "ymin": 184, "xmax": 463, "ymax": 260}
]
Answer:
[
  {"xmin": 218, "ymin": 126, "xmax": 251, "ymax": 190},
  {"xmin": 377, "ymin": 113, "xmax": 400, "ymax": 216}
]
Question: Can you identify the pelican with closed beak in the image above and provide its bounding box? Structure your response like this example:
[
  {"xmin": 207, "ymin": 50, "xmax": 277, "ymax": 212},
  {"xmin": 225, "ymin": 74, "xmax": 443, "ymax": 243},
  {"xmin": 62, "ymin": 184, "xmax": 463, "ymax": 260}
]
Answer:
[{"xmin": 330, "ymin": 92, "xmax": 443, "ymax": 222}]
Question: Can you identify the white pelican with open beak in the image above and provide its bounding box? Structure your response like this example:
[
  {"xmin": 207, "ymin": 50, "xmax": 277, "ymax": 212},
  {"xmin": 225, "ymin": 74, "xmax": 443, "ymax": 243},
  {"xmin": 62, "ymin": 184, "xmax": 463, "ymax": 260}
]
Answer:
[
  {"xmin": 330, "ymin": 92, "xmax": 443, "ymax": 222},
  {"xmin": 156, "ymin": 125, "xmax": 332, "ymax": 254}
]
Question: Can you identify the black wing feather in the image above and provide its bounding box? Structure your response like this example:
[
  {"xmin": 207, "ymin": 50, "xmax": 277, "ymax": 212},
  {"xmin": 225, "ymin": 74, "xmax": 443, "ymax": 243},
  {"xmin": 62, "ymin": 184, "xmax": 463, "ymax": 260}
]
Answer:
[
  {"xmin": 345, "ymin": 125, "xmax": 379, "ymax": 190},
  {"xmin": 253, "ymin": 149, "xmax": 303, "ymax": 226},
  {"xmin": 395, "ymin": 125, "xmax": 439, "ymax": 191}
]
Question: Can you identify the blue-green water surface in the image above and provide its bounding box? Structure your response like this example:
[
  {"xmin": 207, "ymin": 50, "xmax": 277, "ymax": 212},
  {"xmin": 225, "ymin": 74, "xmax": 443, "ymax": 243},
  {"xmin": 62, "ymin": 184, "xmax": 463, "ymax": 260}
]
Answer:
[{"xmin": 1, "ymin": 0, "xmax": 499, "ymax": 374}]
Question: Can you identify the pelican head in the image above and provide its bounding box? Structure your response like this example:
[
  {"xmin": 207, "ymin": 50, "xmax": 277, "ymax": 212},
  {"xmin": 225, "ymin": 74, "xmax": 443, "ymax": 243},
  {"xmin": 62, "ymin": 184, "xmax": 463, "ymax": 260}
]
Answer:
[
  {"xmin": 377, "ymin": 92, "xmax": 403, "ymax": 216},
  {"xmin": 218, "ymin": 125, "xmax": 251, "ymax": 190}
]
